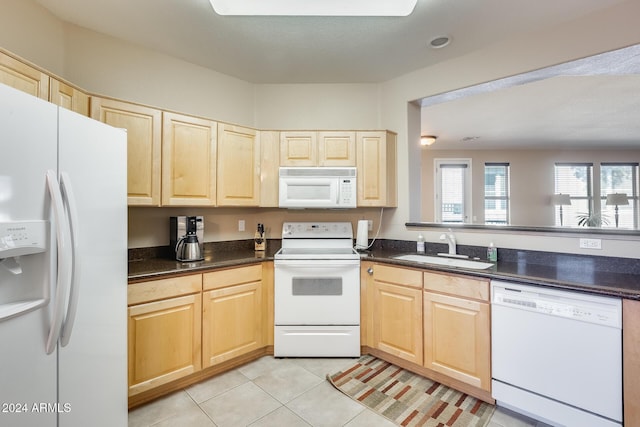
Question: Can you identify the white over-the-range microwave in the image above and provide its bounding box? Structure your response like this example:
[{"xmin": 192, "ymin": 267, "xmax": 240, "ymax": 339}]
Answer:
[{"xmin": 278, "ymin": 167, "xmax": 357, "ymax": 208}]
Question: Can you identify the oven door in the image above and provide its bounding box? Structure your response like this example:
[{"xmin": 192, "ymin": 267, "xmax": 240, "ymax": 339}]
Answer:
[{"xmin": 274, "ymin": 259, "xmax": 360, "ymax": 325}]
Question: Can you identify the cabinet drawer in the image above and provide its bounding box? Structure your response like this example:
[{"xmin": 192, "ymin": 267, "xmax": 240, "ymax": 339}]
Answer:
[
  {"xmin": 128, "ymin": 274, "xmax": 202, "ymax": 306},
  {"xmin": 203, "ymin": 264, "xmax": 262, "ymax": 291},
  {"xmin": 423, "ymin": 271, "xmax": 489, "ymax": 302},
  {"xmin": 373, "ymin": 264, "xmax": 422, "ymax": 289}
]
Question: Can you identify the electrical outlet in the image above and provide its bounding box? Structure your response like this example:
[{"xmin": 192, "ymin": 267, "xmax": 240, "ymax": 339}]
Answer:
[
  {"xmin": 579, "ymin": 238, "xmax": 601, "ymax": 249},
  {"xmin": 238, "ymin": 220, "xmax": 245, "ymax": 232},
  {"xmin": 367, "ymin": 220, "xmax": 373, "ymax": 231}
]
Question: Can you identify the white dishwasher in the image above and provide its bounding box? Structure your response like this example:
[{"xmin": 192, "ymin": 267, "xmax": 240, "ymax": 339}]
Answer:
[{"xmin": 491, "ymin": 281, "xmax": 622, "ymax": 427}]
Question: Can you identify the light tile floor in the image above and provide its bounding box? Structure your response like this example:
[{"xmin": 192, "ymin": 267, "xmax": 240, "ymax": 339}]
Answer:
[{"xmin": 129, "ymin": 356, "xmax": 549, "ymax": 427}]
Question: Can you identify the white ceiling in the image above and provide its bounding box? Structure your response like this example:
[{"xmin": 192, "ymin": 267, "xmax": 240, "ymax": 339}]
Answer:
[
  {"xmin": 421, "ymin": 45, "xmax": 640, "ymax": 150},
  {"xmin": 34, "ymin": 0, "xmax": 625, "ymax": 84},
  {"xmin": 33, "ymin": 0, "xmax": 639, "ymax": 149}
]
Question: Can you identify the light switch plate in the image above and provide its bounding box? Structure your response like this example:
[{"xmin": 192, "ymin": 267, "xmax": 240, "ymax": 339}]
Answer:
[{"xmin": 238, "ymin": 220, "xmax": 245, "ymax": 232}]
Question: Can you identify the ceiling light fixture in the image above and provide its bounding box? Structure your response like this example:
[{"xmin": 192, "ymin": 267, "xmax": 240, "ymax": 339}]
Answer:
[
  {"xmin": 429, "ymin": 36, "xmax": 451, "ymax": 49},
  {"xmin": 420, "ymin": 135, "xmax": 437, "ymax": 146},
  {"xmin": 209, "ymin": 0, "xmax": 418, "ymax": 16}
]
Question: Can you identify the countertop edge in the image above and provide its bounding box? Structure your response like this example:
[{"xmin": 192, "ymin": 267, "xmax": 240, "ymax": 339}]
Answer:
[{"xmin": 129, "ymin": 251, "xmax": 640, "ymax": 300}]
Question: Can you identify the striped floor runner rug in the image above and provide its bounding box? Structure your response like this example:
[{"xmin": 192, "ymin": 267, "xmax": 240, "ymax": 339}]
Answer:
[{"xmin": 327, "ymin": 355, "xmax": 495, "ymax": 427}]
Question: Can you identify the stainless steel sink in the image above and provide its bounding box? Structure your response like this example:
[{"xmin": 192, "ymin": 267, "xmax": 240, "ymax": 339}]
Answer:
[{"xmin": 393, "ymin": 254, "xmax": 494, "ymax": 270}]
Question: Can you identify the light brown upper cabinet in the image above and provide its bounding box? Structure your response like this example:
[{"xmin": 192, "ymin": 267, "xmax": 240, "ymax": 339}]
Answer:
[
  {"xmin": 217, "ymin": 123, "xmax": 260, "ymax": 206},
  {"xmin": 356, "ymin": 131, "xmax": 397, "ymax": 207},
  {"xmin": 49, "ymin": 78, "xmax": 89, "ymax": 116},
  {"xmin": 280, "ymin": 131, "xmax": 317, "ymax": 166},
  {"xmin": 317, "ymin": 131, "xmax": 356, "ymax": 166},
  {"xmin": 162, "ymin": 112, "xmax": 217, "ymax": 206},
  {"xmin": 259, "ymin": 131, "xmax": 280, "ymax": 207},
  {"xmin": 91, "ymin": 98, "xmax": 162, "ymax": 206},
  {"xmin": 280, "ymin": 131, "xmax": 356, "ymax": 167},
  {"xmin": 0, "ymin": 50, "xmax": 49, "ymax": 100}
]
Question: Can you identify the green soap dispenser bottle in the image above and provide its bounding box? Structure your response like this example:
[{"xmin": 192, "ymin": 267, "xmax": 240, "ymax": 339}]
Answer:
[{"xmin": 487, "ymin": 242, "xmax": 497, "ymax": 262}]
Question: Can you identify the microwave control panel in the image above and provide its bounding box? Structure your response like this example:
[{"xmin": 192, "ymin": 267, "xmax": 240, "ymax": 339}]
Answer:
[{"xmin": 339, "ymin": 178, "xmax": 355, "ymax": 205}]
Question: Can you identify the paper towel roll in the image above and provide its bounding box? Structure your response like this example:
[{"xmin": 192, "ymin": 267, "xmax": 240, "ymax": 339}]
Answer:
[{"xmin": 355, "ymin": 220, "xmax": 368, "ymax": 250}]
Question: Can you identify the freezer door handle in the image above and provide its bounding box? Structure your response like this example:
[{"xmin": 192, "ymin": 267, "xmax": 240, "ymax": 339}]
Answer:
[
  {"xmin": 45, "ymin": 170, "xmax": 73, "ymax": 355},
  {"xmin": 59, "ymin": 172, "xmax": 79, "ymax": 347}
]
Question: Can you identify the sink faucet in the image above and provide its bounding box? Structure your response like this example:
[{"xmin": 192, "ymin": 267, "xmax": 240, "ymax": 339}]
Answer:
[{"xmin": 440, "ymin": 229, "xmax": 456, "ymax": 255}]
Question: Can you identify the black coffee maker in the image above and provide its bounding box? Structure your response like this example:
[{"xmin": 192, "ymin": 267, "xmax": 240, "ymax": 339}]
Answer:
[{"xmin": 170, "ymin": 216, "xmax": 204, "ymax": 262}]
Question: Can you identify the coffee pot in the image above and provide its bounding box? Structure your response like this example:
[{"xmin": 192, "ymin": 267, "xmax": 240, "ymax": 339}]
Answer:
[
  {"xmin": 170, "ymin": 216, "xmax": 204, "ymax": 262},
  {"xmin": 175, "ymin": 233, "xmax": 203, "ymax": 262}
]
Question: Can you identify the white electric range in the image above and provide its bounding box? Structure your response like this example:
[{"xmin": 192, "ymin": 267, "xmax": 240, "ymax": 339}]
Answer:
[{"xmin": 274, "ymin": 222, "xmax": 361, "ymax": 357}]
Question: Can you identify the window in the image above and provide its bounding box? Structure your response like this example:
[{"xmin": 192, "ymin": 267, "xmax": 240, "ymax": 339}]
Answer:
[
  {"xmin": 600, "ymin": 163, "xmax": 639, "ymax": 228},
  {"xmin": 435, "ymin": 159, "xmax": 471, "ymax": 223},
  {"xmin": 484, "ymin": 163, "xmax": 510, "ymax": 224},
  {"xmin": 554, "ymin": 163, "xmax": 593, "ymax": 227}
]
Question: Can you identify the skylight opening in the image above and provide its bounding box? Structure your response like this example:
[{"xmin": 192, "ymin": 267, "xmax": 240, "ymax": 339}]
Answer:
[{"xmin": 209, "ymin": 0, "xmax": 418, "ymax": 16}]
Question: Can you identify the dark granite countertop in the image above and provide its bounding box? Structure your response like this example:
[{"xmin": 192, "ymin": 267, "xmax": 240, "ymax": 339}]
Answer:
[
  {"xmin": 363, "ymin": 248, "xmax": 640, "ymax": 300},
  {"xmin": 128, "ymin": 239, "xmax": 640, "ymax": 300},
  {"xmin": 127, "ymin": 241, "xmax": 280, "ymax": 282}
]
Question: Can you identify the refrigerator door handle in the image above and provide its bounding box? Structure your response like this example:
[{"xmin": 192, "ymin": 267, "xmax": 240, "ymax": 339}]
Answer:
[
  {"xmin": 59, "ymin": 171, "xmax": 80, "ymax": 347},
  {"xmin": 45, "ymin": 170, "xmax": 73, "ymax": 355}
]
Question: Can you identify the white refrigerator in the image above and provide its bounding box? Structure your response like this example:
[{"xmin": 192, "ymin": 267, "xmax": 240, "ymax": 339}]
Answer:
[{"xmin": 0, "ymin": 84, "xmax": 127, "ymax": 426}]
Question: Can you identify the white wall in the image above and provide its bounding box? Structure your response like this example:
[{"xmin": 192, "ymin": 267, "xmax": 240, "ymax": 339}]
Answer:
[
  {"xmin": 128, "ymin": 207, "xmax": 386, "ymax": 248},
  {"xmin": 63, "ymin": 25, "xmax": 255, "ymax": 126},
  {"xmin": 254, "ymin": 84, "xmax": 380, "ymax": 129},
  {"xmin": 0, "ymin": 0, "xmax": 65, "ymax": 74},
  {"xmin": 2, "ymin": 0, "xmax": 640, "ymax": 258},
  {"xmin": 421, "ymin": 148, "xmax": 640, "ymax": 226},
  {"xmin": 378, "ymin": 0, "xmax": 640, "ymax": 258}
]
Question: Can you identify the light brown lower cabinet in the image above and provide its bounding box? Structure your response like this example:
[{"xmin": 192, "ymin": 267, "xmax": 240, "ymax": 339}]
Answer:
[
  {"xmin": 127, "ymin": 275, "xmax": 203, "ymax": 396},
  {"xmin": 370, "ymin": 264, "xmax": 423, "ymax": 365},
  {"xmin": 423, "ymin": 271, "xmax": 491, "ymax": 392},
  {"xmin": 127, "ymin": 264, "xmax": 270, "ymax": 406},
  {"xmin": 623, "ymin": 299, "xmax": 640, "ymax": 426},
  {"xmin": 202, "ymin": 264, "xmax": 264, "ymax": 367}
]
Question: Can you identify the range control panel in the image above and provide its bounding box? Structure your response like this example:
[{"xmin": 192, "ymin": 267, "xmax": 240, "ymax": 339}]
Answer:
[
  {"xmin": 282, "ymin": 222, "xmax": 353, "ymax": 239},
  {"xmin": 0, "ymin": 221, "xmax": 48, "ymax": 258}
]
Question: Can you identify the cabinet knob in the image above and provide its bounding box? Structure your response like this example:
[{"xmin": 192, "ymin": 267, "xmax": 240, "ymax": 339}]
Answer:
[{"xmin": 367, "ymin": 267, "xmax": 374, "ymax": 275}]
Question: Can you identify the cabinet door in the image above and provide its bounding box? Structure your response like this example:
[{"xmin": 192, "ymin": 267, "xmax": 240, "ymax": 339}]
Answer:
[
  {"xmin": 217, "ymin": 123, "xmax": 260, "ymax": 206},
  {"xmin": 280, "ymin": 131, "xmax": 317, "ymax": 166},
  {"xmin": 356, "ymin": 131, "xmax": 397, "ymax": 207},
  {"xmin": 202, "ymin": 281, "xmax": 263, "ymax": 367},
  {"xmin": 372, "ymin": 281, "xmax": 423, "ymax": 364},
  {"xmin": 49, "ymin": 78, "xmax": 89, "ymax": 116},
  {"xmin": 91, "ymin": 98, "xmax": 162, "ymax": 206},
  {"xmin": 318, "ymin": 131, "xmax": 356, "ymax": 166},
  {"xmin": 423, "ymin": 292, "xmax": 490, "ymax": 391},
  {"xmin": 162, "ymin": 112, "xmax": 217, "ymax": 206},
  {"xmin": 0, "ymin": 51, "xmax": 49, "ymax": 100},
  {"xmin": 128, "ymin": 293, "xmax": 202, "ymax": 396}
]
